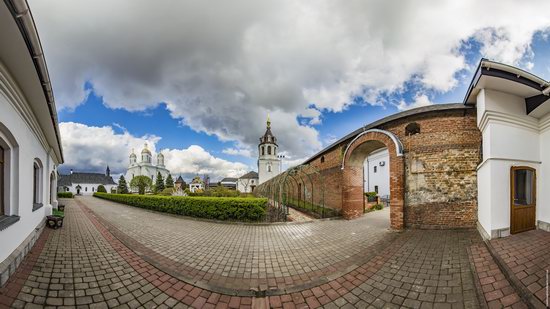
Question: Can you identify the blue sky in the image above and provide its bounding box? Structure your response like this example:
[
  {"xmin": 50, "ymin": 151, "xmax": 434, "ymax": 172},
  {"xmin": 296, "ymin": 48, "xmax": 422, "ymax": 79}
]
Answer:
[
  {"xmin": 58, "ymin": 33, "xmax": 550, "ymax": 171},
  {"xmin": 32, "ymin": 0, "xmax": 550, "ymax": 180}
]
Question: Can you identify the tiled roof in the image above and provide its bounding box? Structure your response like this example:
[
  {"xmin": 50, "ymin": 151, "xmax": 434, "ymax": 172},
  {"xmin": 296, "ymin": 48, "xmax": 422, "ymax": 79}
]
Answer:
[
  {"xmin": 220, "ymin": 177, "xmax": 238, "ymax": 183},
  {"xmin": 58, "ymin": 173, "xmax": 116, "ymax": 186},
  {"xmin": 239, "ymin": 171, "xmax": 258, "ymax": 179}
]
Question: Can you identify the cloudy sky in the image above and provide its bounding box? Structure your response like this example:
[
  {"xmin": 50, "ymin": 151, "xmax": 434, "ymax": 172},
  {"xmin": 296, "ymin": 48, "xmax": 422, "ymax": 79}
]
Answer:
[{"xmin": 29, "ymin": 0, "xmax": 550, "ymax": 181}]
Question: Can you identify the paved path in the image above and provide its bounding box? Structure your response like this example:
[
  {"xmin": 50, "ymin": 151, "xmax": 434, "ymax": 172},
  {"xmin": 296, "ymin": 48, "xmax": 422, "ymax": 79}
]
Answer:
[
  {"xmin": 0, "ymin": 196, "xmax": 534, "ymax": 308},
  {"xmin": 81, "ymin": 196, "xmax": 395, "ymax": 295}
]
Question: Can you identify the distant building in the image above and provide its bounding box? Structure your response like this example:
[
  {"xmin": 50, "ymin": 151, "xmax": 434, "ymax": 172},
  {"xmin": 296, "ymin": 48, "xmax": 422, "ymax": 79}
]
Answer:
[
  {"xmin": 174, "ymin": 176, "xmax": 187, "ymax": 190},
  {"xmin": 189, "ymin": 176, "xmax": 204, "ymax": 193},
  {"xmin": 237, "ymin": 171, "xmax": 259, "ymax": 193},
  {"xmin": 363, "ymin": 149, "xmax": 390, "ymax": 197},
  {"xmin": 258, "ymin": 116, "xmax": 281, "ymax": 184},
  {"xmin": 220, "ymin": 177, "xmax": 237, "ymax": 190},
  {"xmin": 58, "ymin": 167, "xmax": 117, "ymax": 195},
  {"xmin": 125, "ymin": 143, "xmax": 170, "ymax": 186}
]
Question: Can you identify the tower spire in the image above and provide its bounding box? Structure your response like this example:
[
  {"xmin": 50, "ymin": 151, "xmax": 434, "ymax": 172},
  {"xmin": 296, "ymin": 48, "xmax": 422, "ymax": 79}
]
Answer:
[{"xmin": 267, "ymin": 114, "xmax": 271, "ymax": 129}]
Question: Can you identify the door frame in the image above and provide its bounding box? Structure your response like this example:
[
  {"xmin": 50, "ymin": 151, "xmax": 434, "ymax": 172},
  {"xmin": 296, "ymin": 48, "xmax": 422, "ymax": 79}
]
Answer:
[{"xmin": 510, "ymin": 166, "xmax": 536, "ymax": 234}]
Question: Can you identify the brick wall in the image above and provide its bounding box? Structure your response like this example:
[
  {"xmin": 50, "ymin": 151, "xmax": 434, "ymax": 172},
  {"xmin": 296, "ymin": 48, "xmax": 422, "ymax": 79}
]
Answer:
[{"xmin": 257, "ymin": 107, "xmax": 481, "ymax": 229}]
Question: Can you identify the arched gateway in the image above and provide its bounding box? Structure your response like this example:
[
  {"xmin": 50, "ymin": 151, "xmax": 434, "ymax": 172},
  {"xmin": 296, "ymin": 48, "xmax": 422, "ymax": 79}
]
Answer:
[{"xmin": 341, "ymin": 129, "xmax": 405, "ymax": 229}]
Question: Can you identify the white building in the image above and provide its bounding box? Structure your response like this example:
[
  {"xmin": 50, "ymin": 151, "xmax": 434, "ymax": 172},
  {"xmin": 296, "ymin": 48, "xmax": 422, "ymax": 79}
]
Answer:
[
  {"xmin": 0, "ymin": 0, "xmax": 63, "ymax": 286},
  {"xmin": 189, "ymin": 176, "xmax": 204, "ymax": 193},
  {"xmin": 58, "ymin": 167, "xmax": 117, "ymax": 195},
  {"xmin": 258, "ymin": 117, "xmax": 281, "ymax": 184},
  {"xmin": 363, "ymin": 148, "xmax": 390, "ymax": 197},
  {"xmin": 219, "ymin": 177, "xmax": 237, "ymax": 190},
  {"xmin": 237, "ymin": 171, "xmax": 259, "ymax": 193},
  {"xmin": 125, "ymin": 143, "xmax": 171, "ymax": 186},
  {"xmin": 465, "ymin": 59, "xmax": 550, "ymax": 239}
]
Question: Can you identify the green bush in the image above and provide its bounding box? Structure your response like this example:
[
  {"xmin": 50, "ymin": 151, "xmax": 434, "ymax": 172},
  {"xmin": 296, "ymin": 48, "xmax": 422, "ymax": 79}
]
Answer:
[
  {"xmin": 93, "ymin": 192, "xmax": 267, "ymax": 221},
  {"xmin": 373, "ymin": 203, "xmax": 384, "ymax": 210},
  {"xmin": 57, "ymin": 192, "xmax": 73, "ymax": 198},
  {"xmin": 97, "ymin": 185, "xmax": 107, "ymax": 193},
  {"xmin": 158, "ymin": 188, "xmax": 174, "ymax": 196}
]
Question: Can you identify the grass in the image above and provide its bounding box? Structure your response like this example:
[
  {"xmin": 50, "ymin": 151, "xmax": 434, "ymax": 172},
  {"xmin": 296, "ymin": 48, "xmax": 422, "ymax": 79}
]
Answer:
[
  {"xmin": 52, "ymin": 209, "xmax": 64, "ymax": 217},
  {"xmin": 284, "ymin": 197, "xmax": 339, "ymax": 218}
]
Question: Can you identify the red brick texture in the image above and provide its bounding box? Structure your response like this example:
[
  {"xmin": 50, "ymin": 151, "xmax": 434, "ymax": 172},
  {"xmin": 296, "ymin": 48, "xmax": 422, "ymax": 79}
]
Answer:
[
  {"xmin": 342, "ymin": 131, "xmax": 405, "ymax": 230},
  {"xmin": 262, "ymin": 107, "xmax": 481, "ymax": 229}
]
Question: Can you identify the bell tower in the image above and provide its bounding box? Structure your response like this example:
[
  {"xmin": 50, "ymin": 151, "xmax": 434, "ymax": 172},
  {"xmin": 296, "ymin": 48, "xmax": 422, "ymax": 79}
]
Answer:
[{"xmin": 258, "ymin": 115, "xmax": 281, "ymax": 184}]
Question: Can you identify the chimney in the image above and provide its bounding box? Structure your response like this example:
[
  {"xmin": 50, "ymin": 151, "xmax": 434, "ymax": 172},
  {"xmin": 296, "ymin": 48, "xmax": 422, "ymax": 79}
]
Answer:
[{"xmin": 70, "ymin": 169, "xmax": 73, "ymax": 175}]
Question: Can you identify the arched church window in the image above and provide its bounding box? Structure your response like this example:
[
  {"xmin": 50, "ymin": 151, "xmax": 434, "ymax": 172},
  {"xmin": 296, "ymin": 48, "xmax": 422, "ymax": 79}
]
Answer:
[
  {"xmin": 32, "ymin": 159, "xmax": 43, "ymax": 210},
  {"xmin": 320, "ymin": 156, "xmax": 325, "ymax": 163},
  {"xmin": 261, "ymin": 146, "xmax": 265, "ymax": 156},
  {"xmin": 267, "ymin": 165, "xmax": 272, "ymax": 172},
  {"xmin": 405, "ymin": 122, "xmax": 420, "ymax": 136},
  {"xmin": 267, "ymin": 146, "xmax": 271, "ymax": 155},
  {"xmin": 274, "ymin": 147, "xmax": 277, "ymax": 155}
]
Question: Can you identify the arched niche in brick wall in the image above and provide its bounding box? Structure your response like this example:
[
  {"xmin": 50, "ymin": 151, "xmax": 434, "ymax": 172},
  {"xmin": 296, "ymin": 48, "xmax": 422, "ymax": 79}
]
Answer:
[{"xmin": 341, "ymin": 129, "xmax": 405, "ymax": 230}]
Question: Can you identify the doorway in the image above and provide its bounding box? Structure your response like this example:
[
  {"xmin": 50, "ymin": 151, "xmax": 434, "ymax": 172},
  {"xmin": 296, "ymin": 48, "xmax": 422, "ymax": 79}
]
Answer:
[{"xmin": 510, "ymin": 166, "xmax": 536, "ymax": 234}]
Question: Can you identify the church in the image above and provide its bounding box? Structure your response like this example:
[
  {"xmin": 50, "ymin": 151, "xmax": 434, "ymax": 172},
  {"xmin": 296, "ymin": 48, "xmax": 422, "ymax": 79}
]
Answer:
[
  {"xmin": 257, "ymin": 117, "xmax": 281, "ymax": 184},
  {"xmin": 125, "ymin": 143, "xmax": 171, "ymax": 185}
]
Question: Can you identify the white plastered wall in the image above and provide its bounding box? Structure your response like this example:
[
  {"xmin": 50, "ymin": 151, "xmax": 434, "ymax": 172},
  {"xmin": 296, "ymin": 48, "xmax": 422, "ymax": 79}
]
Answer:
[
  {"xmin": 476, "ymin": 89, "xmax": 543, "ymax": 238},
  {"xmin": 0, "ymin": 81, "xmax": 58, "ymax": 263}
]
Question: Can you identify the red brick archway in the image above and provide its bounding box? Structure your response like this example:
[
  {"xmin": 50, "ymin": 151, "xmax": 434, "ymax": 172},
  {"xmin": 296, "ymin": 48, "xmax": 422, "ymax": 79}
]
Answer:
[{"xmin": 342, "ymin": 129, "xmax": 404, "ymax": 230}]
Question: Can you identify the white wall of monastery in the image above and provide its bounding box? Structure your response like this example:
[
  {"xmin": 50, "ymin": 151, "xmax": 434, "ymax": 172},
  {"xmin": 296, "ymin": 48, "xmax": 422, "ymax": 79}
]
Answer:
[
  {"xmin": 0, "ymin": 66, "xmax": 59, "ymax": 263},
  {"xmin": 476, "ymin": 89, "xmax": 545, "ymax": 238}
]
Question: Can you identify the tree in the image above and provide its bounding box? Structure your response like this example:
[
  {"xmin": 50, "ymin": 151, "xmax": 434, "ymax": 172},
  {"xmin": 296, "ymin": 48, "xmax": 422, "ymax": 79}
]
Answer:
[
  {"xmin": 130, "ymin": 175, "xmax": 152, "ymax": 195},
  {"xmin": 165, "ymin": 174, "xmax": 174, "ymax": 188},
  {"xmin": 154, "ymin": 172, "xmax": 165, "ymax": 194},
  {"xmin": 97, "ymin": 185, "xmax": 107, "ymax": 193},
  {"xmin": 117, "ymin": 175, "xmax": 129, "ymax": 194}
]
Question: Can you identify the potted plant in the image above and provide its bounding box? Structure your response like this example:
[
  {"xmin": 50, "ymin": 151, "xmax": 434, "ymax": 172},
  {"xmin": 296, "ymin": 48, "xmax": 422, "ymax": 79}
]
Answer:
[
  {"xmin": 46, "ymin": 209, "xmax": 64, "ymax": 229},
  {"xmin": 365, "ymin": 192, "xmax": 378, "ymax": 203}
]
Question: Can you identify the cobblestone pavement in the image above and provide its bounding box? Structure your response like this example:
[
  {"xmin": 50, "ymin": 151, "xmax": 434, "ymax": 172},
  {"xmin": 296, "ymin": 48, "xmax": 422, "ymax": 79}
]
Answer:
[
  {"xmin": 488, "ymin": 229, "xmax": 550, "ymax": 308},
  {"xmin": 81, "ymin": 196, "xmax": 395, "ymax": 294},
  {"xmin": 0, "ymin": 196, "xmax": 532, "ymax": 308}
]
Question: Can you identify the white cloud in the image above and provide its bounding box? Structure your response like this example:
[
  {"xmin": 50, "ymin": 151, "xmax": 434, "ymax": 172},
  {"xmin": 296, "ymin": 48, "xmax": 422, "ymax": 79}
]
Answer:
[
  {"xmin": 31, "ymin": 0, "xmax": 550, "ymax": 160},
  {"xmin": 396, "ymin": 94, "xmax": 434, "ymax": 111},
  {"xmin": 222, "ymin": 147, "xmax": 253, "ymax": 158},
  {"xmin": 59, "ymin": 122, "xmax": 249, "ymax": 180}
]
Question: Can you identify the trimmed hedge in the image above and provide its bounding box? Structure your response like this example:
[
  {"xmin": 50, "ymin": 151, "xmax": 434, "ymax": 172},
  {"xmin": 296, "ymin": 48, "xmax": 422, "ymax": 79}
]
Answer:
[
  {"xmin": 93, "ymin": 192, "xmax": 267, "ymax": 221},
  {"xmin": 57, "ymin": 192, "xmax": 73, "ymax": 198}
]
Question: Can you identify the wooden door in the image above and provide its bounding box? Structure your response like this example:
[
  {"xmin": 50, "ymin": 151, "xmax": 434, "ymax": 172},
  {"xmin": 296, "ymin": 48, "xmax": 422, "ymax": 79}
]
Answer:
[{"xmin": 510, "ymin": 166, "xmax": 536, "ymax": 234}]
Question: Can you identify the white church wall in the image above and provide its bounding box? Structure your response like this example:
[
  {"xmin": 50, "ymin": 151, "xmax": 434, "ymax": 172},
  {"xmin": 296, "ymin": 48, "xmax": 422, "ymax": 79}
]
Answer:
[
  {"xmin": 538, "ymin": 115, "xmax": 550, "ymax": 229},
  {"xmin": 0, "ymin": 69, "xmax": 59, "ymax": 263}
]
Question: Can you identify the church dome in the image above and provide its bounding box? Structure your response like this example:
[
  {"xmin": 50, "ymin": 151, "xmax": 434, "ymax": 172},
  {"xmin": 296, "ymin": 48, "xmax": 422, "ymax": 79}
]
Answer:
[
  {"xmin": 259, "ymin": 116, "xmax": 277, "ymax": 146},
  {"xmin": 141, "ymin": 143, "xmax": 151, "ymax": 154}
]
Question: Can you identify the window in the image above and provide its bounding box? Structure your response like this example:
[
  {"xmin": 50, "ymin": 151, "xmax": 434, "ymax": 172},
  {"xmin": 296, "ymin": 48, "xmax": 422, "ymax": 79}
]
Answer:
[
  {"xmin": 405, "ymin": 122, "xmax": 420, "ymax": 136},
  {"xmin": 320, "ymin": 156, "xmax": 325, "ymax": 163},
  {"xmin": 274, "ymin": 147, "xmax": 277, "ymax": 155},
  {"xmin": 85, "ymin": 187, "xmax": 88, "ymax": 192},
  {"xmin": 267, "ymin": 146, "xmax": 271, "ymax": 155},
  {"xmin": 374, "ymin": 185, "xmax": 379, "ymax": 193},
  {"xmin": 0, "ymin": 146, "xmax": 3, "ymax": 216},
  {"xmin": 92, "ymin": 187, "xmax": 95, "ymax": 192},
  {"xmin": 267, "ymin": 165, "xmax": 272, "ymax": 172},
  {"xmin": 261, "ymin": 146, "xmax": 265, "ymax": 156},
  {"xmin": 374, "ymin": 166, "xmax": 377, "ymax": 173},
  {"xmin": 32, "ymin": 159, "xmax": 43, "ymax": 210},
  {"xmin": 513, "ymin": 168, "xmax": 535, "ymax": 206}
]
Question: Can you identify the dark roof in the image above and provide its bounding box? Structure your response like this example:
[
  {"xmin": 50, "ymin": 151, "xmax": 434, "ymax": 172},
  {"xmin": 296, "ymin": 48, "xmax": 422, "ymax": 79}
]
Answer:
[
  {"xmin": 175, "ymin": 176, "xmax": 185, "ymax": 183},
  {"xmin": 220, "ymin": 177, "xmax": 238, "ymax": 183},
  {"xmin": 259, "ymin": 120, "xmax": 277, "ymax": 146},
  {"xmin": 239, "ymin": 171, "xmax": 258, "ymax": 179},
  {"xmin": 58, "ymin": 173, "xmax": 116, "ymax": 186},
  {"xmin": 303, "ymin": 103, "xmax": 473, "ymax": 164}
]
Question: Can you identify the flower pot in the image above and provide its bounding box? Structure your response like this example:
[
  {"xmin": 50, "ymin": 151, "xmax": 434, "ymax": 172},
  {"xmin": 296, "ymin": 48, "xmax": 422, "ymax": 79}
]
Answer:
[{"xmin": 46, "ymin": 215, "xmax": 64, "ymax": 229}]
